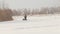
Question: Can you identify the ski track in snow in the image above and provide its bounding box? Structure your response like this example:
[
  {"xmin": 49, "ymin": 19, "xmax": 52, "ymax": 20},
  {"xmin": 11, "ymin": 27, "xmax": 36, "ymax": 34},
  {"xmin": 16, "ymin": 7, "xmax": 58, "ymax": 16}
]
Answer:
[{"xmin": 0, "ymin": 15, "xmax": 60, "ymax": 34}]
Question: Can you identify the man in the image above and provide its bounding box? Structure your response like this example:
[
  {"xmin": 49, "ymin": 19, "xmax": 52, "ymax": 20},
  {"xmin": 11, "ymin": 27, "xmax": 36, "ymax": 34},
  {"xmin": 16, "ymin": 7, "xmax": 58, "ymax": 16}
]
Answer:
[{"xmin": 23, "ymin": 14, "xmax": 27, "ymax": 20}]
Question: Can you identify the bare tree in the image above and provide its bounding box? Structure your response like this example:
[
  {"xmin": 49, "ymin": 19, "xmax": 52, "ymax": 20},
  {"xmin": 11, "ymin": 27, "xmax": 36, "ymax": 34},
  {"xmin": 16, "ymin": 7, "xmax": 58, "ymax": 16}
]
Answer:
[{"xmin": 23, "ymin": 8, "xmax": 27, "ymax": 20}]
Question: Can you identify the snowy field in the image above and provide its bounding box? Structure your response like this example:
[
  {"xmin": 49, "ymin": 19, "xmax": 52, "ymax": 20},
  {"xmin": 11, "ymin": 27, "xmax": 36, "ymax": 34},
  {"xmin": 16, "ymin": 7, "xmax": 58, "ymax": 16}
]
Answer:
[{"xmin": 0, "ymin": 15, "xmax": 60, "ymax": 34}]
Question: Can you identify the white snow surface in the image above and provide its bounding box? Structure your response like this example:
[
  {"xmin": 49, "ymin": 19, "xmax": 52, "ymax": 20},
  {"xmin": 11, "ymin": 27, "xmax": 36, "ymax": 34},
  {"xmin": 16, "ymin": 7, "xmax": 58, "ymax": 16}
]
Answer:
[{"xmin": 0, "ymin": 15, "xmax": 60, "ymax": 34}]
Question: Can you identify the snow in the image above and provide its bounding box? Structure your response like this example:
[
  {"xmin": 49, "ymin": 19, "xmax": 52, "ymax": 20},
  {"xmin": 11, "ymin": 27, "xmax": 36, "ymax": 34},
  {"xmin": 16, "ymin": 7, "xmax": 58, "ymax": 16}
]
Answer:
[{"xmin": 0, "ymin": 15, "xmax": 60, "ymax": 34}]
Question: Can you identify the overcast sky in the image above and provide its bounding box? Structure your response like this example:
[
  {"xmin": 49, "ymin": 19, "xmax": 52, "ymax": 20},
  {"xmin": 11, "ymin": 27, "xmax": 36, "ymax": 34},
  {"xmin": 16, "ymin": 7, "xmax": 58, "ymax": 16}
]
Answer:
[{"xmin": 0, "ymin": 0, "xmax": 60, "ymax": 9}]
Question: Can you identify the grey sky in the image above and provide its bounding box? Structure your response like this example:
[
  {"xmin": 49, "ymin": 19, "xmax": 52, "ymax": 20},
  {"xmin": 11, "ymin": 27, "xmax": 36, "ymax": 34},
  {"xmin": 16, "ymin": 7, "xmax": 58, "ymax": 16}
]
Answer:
[{"xmin": 0, "ymin": 0, "xmax": 60, "ymax": 9}]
